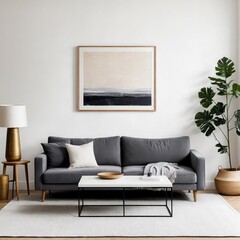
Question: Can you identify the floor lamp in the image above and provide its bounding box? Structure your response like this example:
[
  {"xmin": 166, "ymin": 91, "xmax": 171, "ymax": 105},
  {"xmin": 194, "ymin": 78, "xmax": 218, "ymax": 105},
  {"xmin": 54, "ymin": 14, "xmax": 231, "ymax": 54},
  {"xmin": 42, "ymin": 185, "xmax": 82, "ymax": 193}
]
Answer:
[{"xmin": 0, "ymin": 105, "xmax": 27, "ymax": 162}]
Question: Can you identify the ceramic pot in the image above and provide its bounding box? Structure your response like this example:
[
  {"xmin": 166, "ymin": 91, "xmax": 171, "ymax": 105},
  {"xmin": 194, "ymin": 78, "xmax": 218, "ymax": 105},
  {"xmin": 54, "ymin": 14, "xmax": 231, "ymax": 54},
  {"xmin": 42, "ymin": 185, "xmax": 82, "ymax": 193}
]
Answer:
[{"xmin": 214, "ymin": 166, "xmax": 240, "ymax": 195}]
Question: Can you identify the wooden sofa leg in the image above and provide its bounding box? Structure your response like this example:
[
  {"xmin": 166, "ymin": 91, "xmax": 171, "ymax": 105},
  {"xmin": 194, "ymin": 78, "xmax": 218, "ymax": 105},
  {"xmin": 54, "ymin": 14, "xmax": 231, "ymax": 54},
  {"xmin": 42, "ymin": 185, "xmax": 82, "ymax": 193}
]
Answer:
[
  {"xmin": 42, "ymin": 190, "xmax": 46, "ymax": 202},
  {"xmin": 193, "ymin": 190, "xmax": 197, "ymax": 202}
]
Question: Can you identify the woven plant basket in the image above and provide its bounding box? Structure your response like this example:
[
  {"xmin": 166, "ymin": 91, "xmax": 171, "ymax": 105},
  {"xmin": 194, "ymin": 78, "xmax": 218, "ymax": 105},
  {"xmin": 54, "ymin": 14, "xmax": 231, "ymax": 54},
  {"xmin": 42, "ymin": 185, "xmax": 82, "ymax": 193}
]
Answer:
[{"xmin": 215, "ymin": 167, "xmax": 240, "ymax": 195}]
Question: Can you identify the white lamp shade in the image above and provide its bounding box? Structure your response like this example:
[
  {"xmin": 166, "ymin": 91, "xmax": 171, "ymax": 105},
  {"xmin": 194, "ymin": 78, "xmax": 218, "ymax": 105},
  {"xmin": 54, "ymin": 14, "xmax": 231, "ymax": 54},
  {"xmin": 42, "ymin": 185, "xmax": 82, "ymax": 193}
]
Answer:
[{"xmin": 0, "ymin": 105, "xmax": 27, "ymax": 128}]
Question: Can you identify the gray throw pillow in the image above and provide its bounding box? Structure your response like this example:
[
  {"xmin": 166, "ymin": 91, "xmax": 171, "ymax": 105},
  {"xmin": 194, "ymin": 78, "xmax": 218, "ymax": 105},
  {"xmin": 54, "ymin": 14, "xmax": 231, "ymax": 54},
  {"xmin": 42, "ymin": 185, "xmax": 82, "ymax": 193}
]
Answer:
[{"xmin": 41, "ymin": 142, "xmax": 69, "ymax": 168}]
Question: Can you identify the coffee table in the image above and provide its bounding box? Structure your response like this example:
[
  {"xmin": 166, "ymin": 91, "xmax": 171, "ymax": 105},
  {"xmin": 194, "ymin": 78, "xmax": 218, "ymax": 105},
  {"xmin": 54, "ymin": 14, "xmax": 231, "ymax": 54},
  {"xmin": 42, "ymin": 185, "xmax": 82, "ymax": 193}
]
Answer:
[{"xmin": 78, "ymin": 175, "xmax": 173, "ymax": 217}]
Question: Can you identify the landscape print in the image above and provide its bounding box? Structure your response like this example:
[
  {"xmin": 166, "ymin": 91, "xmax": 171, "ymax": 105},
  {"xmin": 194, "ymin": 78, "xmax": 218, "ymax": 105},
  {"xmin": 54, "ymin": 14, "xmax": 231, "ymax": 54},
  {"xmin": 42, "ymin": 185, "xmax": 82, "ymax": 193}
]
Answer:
[
  {"xmin": 78, "ymin": 46, "xmax": 156, "ymax": 111},
  {"xmin": 83, "ymin": 88, "xmax": 151, "ymax": 106}
]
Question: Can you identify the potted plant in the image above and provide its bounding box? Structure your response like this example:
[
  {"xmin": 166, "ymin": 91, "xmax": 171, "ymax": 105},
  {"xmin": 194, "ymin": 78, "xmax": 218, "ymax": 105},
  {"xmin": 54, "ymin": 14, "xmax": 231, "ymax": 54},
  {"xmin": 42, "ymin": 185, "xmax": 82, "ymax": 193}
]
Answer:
[{"xmin": 195, "ymin": 56, "xmax": 240, "ymax": 195}]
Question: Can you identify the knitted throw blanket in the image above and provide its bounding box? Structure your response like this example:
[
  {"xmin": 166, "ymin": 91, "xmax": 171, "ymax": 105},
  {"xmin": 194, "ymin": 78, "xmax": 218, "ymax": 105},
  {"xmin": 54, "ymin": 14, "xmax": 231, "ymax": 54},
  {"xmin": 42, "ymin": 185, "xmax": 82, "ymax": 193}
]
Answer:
[{"xmin": 144, "ymin": 162, "xmax": 180, "ymax": 183}]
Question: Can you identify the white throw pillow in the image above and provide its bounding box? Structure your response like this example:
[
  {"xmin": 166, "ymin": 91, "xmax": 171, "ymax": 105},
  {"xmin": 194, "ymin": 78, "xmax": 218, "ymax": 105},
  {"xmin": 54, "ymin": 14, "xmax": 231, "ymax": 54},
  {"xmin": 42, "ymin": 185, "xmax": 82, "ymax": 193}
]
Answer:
[{"xmin": 65, "ymin": 142, "xmax": 98, "ymax": 168}]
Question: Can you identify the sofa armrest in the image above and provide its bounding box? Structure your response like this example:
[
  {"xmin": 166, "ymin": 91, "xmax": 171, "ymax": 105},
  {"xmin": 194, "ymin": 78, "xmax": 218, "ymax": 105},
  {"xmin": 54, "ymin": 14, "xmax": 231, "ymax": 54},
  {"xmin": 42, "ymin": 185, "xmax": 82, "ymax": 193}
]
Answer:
[
  {"xmin": 190, "ymin": 149, "xmax": 205, "ymax": 190},
  {"xmin": 34, "ymin": 154, "xmax": 47, "ymax": 190}
]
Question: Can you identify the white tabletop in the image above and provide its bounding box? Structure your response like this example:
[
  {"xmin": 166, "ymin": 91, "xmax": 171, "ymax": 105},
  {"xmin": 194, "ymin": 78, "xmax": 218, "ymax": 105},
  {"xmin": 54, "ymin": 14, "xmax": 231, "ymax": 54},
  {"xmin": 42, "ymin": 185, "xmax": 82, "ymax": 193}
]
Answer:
[{"xmin": 78, "ymin": 175, "xmax": 172, "ymax": 188}]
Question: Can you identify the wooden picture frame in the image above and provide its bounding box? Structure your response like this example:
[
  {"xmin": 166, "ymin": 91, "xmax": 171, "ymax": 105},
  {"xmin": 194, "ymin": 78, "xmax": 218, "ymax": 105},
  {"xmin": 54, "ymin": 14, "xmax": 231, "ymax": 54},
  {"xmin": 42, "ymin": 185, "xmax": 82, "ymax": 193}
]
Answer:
[{"xmin": 78, "ymin": 46, "xmax": 156, "ymax": 111}]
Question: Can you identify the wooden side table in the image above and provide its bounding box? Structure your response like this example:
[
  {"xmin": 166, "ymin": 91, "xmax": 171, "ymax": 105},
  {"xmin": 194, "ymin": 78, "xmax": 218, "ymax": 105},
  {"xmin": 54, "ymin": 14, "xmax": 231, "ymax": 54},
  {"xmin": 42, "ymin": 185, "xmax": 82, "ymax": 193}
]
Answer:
[{"xmin": 2, "ymin": 160, "xmax": 30, "ymax": 200}]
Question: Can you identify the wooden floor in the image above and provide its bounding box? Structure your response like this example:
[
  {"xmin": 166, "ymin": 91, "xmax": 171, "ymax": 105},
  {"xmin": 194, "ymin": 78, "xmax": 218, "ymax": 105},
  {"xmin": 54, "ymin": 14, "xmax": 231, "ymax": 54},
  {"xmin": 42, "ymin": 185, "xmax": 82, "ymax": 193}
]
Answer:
[{"xmin": 0, "ymin": 190, "xmax": 240, "ymax": 240}]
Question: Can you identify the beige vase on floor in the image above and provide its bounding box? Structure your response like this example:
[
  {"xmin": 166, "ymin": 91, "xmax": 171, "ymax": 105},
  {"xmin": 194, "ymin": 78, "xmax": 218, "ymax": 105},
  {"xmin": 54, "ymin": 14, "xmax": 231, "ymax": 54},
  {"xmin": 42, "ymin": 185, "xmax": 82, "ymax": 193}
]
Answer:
[{"xmin": 215, "ymin": 167, "xmax": 240, "ymax": 195}]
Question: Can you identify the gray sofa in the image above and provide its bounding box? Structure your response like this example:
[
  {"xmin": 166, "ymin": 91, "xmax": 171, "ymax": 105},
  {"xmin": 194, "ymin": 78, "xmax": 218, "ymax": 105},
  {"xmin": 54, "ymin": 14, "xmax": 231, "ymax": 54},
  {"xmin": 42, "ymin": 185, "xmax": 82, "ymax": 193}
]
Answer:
[{"xmin": 35, "ymin": 136, "xmax": 205, "ymax": 202}]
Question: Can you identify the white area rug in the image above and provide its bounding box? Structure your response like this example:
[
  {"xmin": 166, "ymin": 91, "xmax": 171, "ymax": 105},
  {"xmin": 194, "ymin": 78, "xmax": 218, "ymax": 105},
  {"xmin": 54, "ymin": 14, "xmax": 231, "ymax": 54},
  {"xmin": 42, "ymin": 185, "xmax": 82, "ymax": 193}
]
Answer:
[{"xmin": 0, "ymin": 192, "xmax": 240, "ymax": 237}]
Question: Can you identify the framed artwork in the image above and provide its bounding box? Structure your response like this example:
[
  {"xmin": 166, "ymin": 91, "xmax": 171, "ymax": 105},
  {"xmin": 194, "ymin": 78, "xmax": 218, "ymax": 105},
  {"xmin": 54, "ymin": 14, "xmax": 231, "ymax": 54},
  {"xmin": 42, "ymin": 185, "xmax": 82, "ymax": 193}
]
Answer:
[{"xmin": 78, "ymin": 46, "xmax": 156, "ymax": 111}]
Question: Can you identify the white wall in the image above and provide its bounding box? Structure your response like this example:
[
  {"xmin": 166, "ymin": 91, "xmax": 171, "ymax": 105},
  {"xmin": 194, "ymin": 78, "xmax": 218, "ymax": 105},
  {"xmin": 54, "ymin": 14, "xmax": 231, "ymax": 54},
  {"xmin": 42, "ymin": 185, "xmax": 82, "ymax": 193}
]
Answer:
[{"xmin": 0, "ymin": 0, "xmax": 238, "ymax": 189}]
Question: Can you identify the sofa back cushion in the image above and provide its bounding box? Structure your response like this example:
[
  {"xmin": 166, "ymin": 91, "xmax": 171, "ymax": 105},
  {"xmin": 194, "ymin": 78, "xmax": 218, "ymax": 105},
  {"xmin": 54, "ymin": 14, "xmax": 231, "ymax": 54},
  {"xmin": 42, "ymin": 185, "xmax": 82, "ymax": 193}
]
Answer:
[
  {"xmin": 121, "ymin": 136, "xmax": 190, "ymax": 166},
  {"xmin": 48, "ymin": 136, "xmax": 121, "ymax": 166}
]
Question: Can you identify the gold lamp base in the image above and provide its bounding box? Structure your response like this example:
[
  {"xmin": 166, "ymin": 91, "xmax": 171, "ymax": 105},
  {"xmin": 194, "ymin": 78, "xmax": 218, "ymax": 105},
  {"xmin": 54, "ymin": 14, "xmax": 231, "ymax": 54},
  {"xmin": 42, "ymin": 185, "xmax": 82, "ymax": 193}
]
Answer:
[{"xmin": 5, "ymin": 128, "xmax": 21, "ymax": 162}]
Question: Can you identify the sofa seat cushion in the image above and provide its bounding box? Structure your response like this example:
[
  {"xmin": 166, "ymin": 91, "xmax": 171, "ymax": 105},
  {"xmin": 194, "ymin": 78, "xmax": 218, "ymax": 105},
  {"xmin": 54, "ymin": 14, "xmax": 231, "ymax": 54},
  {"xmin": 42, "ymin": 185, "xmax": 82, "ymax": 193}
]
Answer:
[
  {"xmin": 43, "ymin": 165, "xmax": 122, "ymax": 184},
  {"xmin": 122, "ymin": 165, "xmax": 145, "ymax": 175},
  {"xmin": 122, "ymin": 165, "xmax": 197, "ymax": 184}
]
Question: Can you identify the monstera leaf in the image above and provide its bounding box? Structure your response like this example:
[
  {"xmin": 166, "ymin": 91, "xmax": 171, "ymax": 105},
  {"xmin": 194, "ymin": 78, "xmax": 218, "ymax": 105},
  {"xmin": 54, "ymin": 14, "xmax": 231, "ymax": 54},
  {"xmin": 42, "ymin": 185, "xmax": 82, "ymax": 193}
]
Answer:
[
  {"xmin": 210, "ymin": 102, "xmax": 226, "ymax": 116},
  {"xmin": 208, "ymin": 77, "xmax": 227, "ymax": 95},
  {"xmin": 198, "ymin": 87, "xmax": 215, "ymax": 108},
  {"xmin": 212, "ymin": 117, "xmax": 226, "ymax": 126},
  {"xmin": 215, "ymin": 57, "xmax": 235, "ymax": 78},
  {"xmin": 195, "ymin": 111, "xmax": 215, "ymax": 136},
  {"xmin": 215, "ymin": 143, "xmax": 228, "ymax": 154},
  {"xmin": 231, "ymin": 83, "xmax": 240, "ymax": 98}
]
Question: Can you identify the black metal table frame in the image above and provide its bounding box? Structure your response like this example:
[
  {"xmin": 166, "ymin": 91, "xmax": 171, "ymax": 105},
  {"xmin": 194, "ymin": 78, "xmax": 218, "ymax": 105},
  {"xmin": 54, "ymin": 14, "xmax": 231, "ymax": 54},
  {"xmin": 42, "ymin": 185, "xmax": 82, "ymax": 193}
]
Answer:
[{"xmin": 78, "ymin": 187, "xmax": 173, "ymax": 217}]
